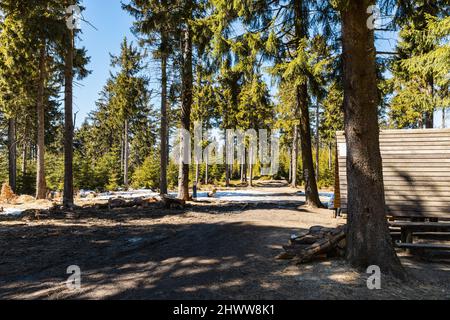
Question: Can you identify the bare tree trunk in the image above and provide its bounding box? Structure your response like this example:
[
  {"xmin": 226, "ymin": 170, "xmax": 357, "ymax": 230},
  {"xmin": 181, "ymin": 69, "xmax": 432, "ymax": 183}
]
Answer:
[
  {"xmin": 22, "ymin": 119, "xmax": 28, "ymax": 177},
  {"xmin": 341, "ymin": 0, "xmax": 405, "ymax": 278},
  {"xmin": 294, "ymin": 0, "xmax": 322, "ymax": 207},
  {"xmin": 36, "ymin": 42, "xmax": 47, "ymax": 200},
  {"xmin": 249, "ymin": 144, "xmax": 253, "ymax": 187},
  {"xmin": 328, "ymin": 142, "xmax": 332, "ymax": 171},
  {"xmin": 288, "ymin": 147, "xmax": 292, "ymax": 183},
  {"xmin": 291, "ymin": 127, "xmax": 298, "ymax": 187},
  {"xmin": 240, "ymin": 148, "xmax": 245, "ymax": 183},
  {"xmin": 425, "ymin": 112, "xmax": 434, "ymax": 128},
  {"xmin": 195, "ymin": 163, "xmax": 200, "ymax": 185},
  {"xmin": 21, "ymin": 143, "xmax": 27, "ymax": 176},
  {"xmin": 205, "ymin": 152, "xmax": 209, "ymax": 185},
  {"xmin": 315, "ymin": 104, "xmax": 320, "ymax": 180},
  {"xmin": 442, "ymin": 108, "xmax": 446, "ymax": 129},
  {"xmin": 298, "ymin": 85, "xmax": 322, "ymax": 207},
  {"xmin": 124, "ymin": 119, "xmax": 129, "ymax": 189},
  {"xmin": 425, "ymin": 76, "xmax": 434, "ymax": 128},
  {"xmin": 63, "ymin": 28, "xmax": 74, "ymax": 207},
  {"xmin": 225, "ymin": 130, "xmax": 230, "ymax": 187},
  {"xmin": 243, "ymin": 148, "xmax": 247, "ymax": 183},
  {"xmin": 178, "ymin": 19, "xmax": 193, "ymax": 201},
  {"xmin": 160, "ymin": 30, "xmax": 169, "ymax": 195},
  {"xmin": 8, "ymin": 117, "xmax": 16, "ymax": 192},
  {"xmin": 120, "ymin": 132, "xmax": 124, "ymax": 178}
]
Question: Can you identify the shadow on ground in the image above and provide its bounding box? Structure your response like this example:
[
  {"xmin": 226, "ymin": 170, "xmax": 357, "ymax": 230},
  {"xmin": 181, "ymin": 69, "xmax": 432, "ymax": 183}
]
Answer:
[{"xmin": 0, "ymin": 205, "xmax": 449, "ymax": 300}]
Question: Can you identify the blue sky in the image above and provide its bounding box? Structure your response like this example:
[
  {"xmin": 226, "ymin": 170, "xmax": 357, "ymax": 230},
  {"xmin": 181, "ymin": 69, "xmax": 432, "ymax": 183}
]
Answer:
[
  {"xmin": 74, "ymin": 0, "xmax": 136, "ymax": 127},
  {"xmin": 73, "ymin": 1, "xmax": 448, "ymax": 128}
]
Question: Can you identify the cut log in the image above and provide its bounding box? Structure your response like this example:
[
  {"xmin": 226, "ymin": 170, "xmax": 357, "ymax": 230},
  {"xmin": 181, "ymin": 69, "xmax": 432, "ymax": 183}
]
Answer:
[
  {"xmin": 108, "ymin": 198, "xmax": 140, "ymax": 209},
  {"xmin": 290, "ymin": 234, "xmax": 322, "ymax": 245},
  {"xmin": 277, "ymin": 225, "xmax": 347, "ymax": 263},
  {"xmin": 162, "ymin": 196, "xmax": 186, "ymax": 209}
]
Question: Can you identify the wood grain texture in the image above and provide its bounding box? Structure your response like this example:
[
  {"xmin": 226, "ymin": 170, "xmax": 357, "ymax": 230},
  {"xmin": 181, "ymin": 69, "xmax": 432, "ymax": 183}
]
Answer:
[{"xmin": 337, "ymin": 129, "xmax": 450, "ymax": 218}]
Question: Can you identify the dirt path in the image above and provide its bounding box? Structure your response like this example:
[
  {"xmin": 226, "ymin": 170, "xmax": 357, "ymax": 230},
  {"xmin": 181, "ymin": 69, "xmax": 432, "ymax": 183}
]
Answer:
[{"xmin": 0, "ymin": 184, "xmax": 449, "ymax": 299}]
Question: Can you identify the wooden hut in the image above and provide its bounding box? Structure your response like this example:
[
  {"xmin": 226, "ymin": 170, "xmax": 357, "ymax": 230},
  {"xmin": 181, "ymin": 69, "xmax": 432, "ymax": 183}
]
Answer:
[{"xmin": 335, "ymin": 129, "xmax": 450, "ymax": 220}]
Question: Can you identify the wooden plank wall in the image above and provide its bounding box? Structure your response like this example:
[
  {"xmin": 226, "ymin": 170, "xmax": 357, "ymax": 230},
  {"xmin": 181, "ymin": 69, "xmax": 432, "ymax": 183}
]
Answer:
[{"xmin": 336, "ymin": 129, "xmax": 450, "ymax": 219}]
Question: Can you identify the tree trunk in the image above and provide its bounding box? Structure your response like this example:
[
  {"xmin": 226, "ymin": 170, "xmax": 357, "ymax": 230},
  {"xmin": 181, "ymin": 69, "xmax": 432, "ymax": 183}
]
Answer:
[
  {"xmin": 36, "ymin": 42, "xmax": 47, "ymax": 200},
  {"xmin": 22, "ymin": 119, "xmax": 29, "ymax": 177},
  {"xmin": 315, "ymin": 104, "xmax": 320, "ymax": 180},
  {"xmin": 249, "ymin": 144, "xmax": 253, "ymax": 187},
  {"xmin": 8, "ymin": 117, "xmax": 16, "ymax": 192},
  {"xmin": 21, "ymin": 143, "xmax": 27, "ymax": 177},
  {"xmin": 291, "ymin": 127, "xmax": 298, "ymax": 187},
  {"xmin": 225, "ymin": 159, "xmax": 230, "ymax": 187},
  {"xmin": 341, "ymin": 0, "xmax": 405, "ymax": 279},
  {"xmin": 178, "ymin": 19, "xmax": 193, "ymax": 201},
  {"xmin": 120, "ymin": 132, "xmax": 124, "ymax": 178},
  {"xmin": 243, "ymin": 148, "xmax": 247, "ymax": 182},
  {"xmin": 425, "ymin": 76, "xmax": 434, "ymax": 128},
  {"xmin": 124, "ymin": 119, "xmax": 129, "ymax": 189},
  {"xmin": 63, "ymin": 29, "xmax": 74, "ymax": 207},
  {"xmin": 195, "ymin": 163, "xmax": 200, "ymax": 184},
  {"xmin": 328, "ymin": 142, "xmax": 332, "ymax": 171},
  {"xmin": 298, "ymin": 85, "xmax": 322, "ymax": 207},
  {"xmin": 160, "ymin": 30, "xmax": 169, "ymax": 195},
  {"xmin": 443, "ymin": 108, "xmax": 446, "ymax": 128},
  {"xmin": 205, "ymin": 152, "xmax": 209, "ymax": 185},
  {"xmin": 225, "ymin": 130, "xmax": 230, "ymax": 187},
  {"xmin": 288, "ymin": 147, "xmax": 292, "ymax": 183},
  {"xmin": 425, "ymin": 112, "xmax": 434, "ymax": 128},
  {"xmin": 294, "ymin": 0, "xmax": 322, "ymax": 207},
  {"xmin": 240, "ymin": 149, "xmax": 245, "ymax": 183}
]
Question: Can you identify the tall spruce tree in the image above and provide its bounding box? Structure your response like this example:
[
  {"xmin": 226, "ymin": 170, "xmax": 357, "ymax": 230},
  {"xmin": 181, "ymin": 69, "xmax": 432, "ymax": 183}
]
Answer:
[
  {"xmin": 123, "ymin": 0, "xmax": 182, "ymax": 195},
  {"xmin": 110, "ymin": 38, "xmax": 148, "ymax": 189},
  {"xmin": 387, "ymin": 0, "xmax": 450, "ymax": 128},
  {"xmin": 336, "ymin": 0, "xmax": 405, "ymax": 278}
]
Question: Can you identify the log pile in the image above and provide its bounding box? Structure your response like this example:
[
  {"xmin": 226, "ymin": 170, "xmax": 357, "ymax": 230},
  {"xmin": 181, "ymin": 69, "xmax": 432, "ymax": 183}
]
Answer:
[
  {"xmin": 277, "ymin": 225, "xmax": 347, "ymax": 263},
  {"xmin": 161, "ymin": 196, "xmax": 186, "ymax": 209},
  {"xmin": 45, "ymin": 197, "xmax": 157, "ymax": 212},
  {"xmin": 107, "ymin": 197, "xmax": 158, "ymax": 210}
]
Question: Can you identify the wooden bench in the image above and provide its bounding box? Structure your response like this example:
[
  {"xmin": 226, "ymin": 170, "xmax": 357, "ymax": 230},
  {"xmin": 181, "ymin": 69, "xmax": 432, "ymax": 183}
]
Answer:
[
  {"xmin": 389, "ymin": 221, "xmax": 450, "ymax": 251},
  {"xmin": 395, "ymin": 242, "xmax": 450, "ymax": 250}
]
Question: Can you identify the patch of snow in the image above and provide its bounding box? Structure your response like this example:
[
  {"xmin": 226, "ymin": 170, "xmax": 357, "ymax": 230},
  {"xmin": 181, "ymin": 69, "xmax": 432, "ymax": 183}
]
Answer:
[
  {"xmin": 79, "ymin": 189, "xmax": 159, "ymax": 201},
  {"xmin": 1, "ymin": 208, "xmax": 24, "ymax": 216},
  {"xmin": 196, "ymin": 190, "xmax": 333, "ymax": 204},
  {"xmin": 79, "ymin": 189, "xmax": 96, "ymax": 198},
  {"xmin": 77, "ymin": 188, "xmax": 334, "ymax": 205}
]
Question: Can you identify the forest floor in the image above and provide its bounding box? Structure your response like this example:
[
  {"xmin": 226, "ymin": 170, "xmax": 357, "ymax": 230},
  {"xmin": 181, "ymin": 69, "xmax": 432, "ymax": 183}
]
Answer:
[{"xmin": 0, "ymin": 181, "xmax": 449, "ymax": 300}]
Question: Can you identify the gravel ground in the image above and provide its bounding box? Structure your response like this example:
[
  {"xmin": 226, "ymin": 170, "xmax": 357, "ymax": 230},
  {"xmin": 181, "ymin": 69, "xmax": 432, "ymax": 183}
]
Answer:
[{"xmin": 0, "ymin": 185, "xmax": 449, "ymax": 300}]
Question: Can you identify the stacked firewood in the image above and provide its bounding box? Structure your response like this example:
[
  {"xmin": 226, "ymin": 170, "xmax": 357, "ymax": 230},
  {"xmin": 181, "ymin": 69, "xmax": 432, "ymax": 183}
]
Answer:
[{"xmin": 277, "ymin": 225, "xmax": 347, "ymax": 263}]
